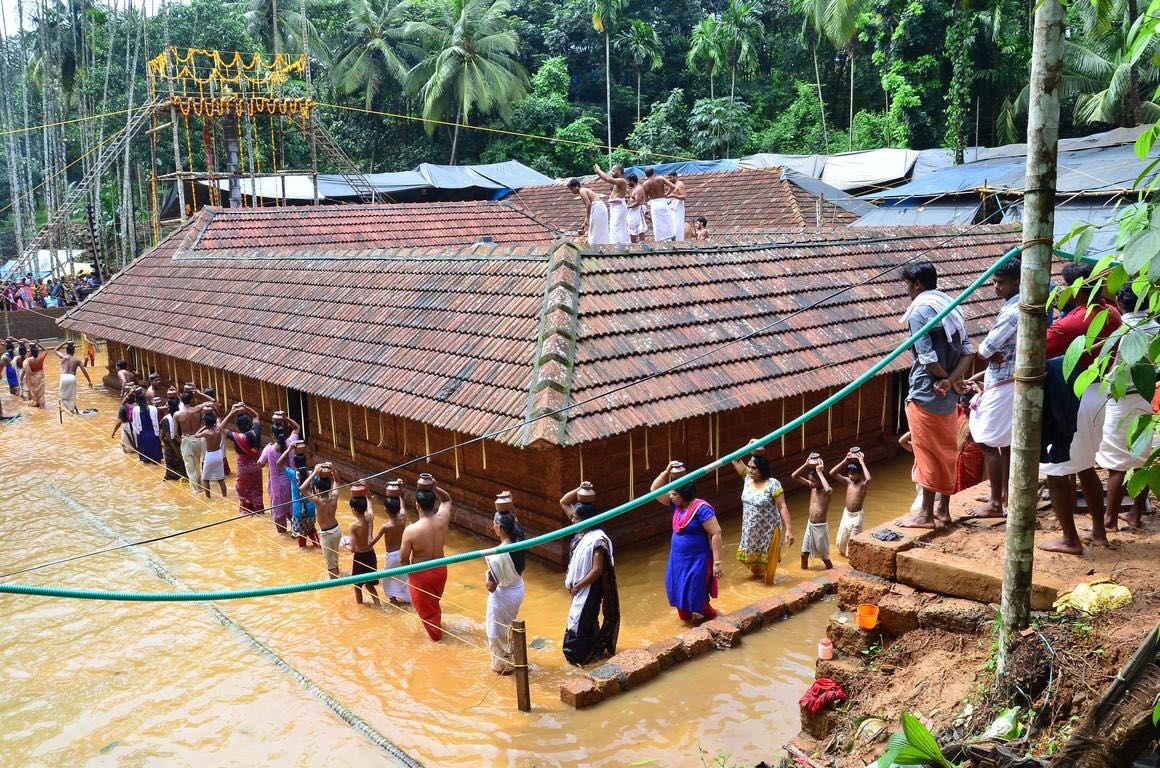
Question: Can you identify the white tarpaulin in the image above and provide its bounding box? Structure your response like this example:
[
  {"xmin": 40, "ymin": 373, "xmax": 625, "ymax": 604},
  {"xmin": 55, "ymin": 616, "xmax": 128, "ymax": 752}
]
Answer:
[
  {"xmin": 1, "ymin": 249, "xmax": 91, "ymax": 280},
  {"xmin": 819, "ymin": 148, "xmax": 921, "ymax": 190},
  {"xmin": 738, "ymin": 153, "xmax": 827, "ymax": 178}
]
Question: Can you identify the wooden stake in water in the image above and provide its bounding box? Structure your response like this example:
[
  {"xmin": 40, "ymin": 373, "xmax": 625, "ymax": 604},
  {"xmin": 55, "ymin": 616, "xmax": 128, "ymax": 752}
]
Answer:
[{"xmin": 512, "ymin": 619, "xmax": 531, "ymax": 713}]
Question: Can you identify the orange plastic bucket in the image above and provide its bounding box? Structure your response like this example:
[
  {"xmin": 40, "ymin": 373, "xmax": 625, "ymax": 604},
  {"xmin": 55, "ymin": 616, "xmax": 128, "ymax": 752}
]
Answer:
[{"xmin": 857, "ymin": 603, "xmax": 879, "ymax": 630}]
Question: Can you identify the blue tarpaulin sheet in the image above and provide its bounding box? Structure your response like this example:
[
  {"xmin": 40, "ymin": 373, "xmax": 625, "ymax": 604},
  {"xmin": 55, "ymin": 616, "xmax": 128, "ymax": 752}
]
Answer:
[{"xmin": 852, "ymin": 200, "xmax": 982, "ymax": 227}]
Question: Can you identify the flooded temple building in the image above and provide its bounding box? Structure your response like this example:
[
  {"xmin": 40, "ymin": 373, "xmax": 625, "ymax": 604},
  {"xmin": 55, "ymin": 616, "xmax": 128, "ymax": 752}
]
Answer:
[{"xmin": 59, "ymin": 196, "xmax": 1020, "ymax": 566}]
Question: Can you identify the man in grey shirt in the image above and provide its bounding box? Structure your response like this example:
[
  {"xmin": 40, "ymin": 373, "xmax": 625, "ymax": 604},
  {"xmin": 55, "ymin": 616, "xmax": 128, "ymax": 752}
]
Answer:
[{"xmin": 898, "ymin": 261, "xmax": 975, "ymax": 529}]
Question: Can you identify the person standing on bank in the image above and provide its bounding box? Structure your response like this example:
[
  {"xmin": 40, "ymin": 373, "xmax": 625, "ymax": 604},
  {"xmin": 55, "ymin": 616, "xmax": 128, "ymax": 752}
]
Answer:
[
  {"xmin": 569, "ymin": 179, "xmax": 609, "ymax": 245},
  {"xmin": 731, "ymin": 440, "xmax": 793, "ymax": 584},
  {"xmin": 897, "ymin": 261, "xmax": 975, "ymax": 529},
  {"xmin": 485, "ymin": 491, "xmax": 526, "ymax": 675},
  {"xmin": 560, "ymin": 482, "xmax": 620, "ymax": 665},
  {"xmin": 651, "ymin": 461, "xmax": 724, "ymax": 622}
]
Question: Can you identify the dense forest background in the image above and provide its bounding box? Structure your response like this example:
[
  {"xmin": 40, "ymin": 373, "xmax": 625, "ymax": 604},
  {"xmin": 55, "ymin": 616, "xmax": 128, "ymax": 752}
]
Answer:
[{"xmin": 0, "ymin": 0, "xmax": 1153, "ymax": 263}]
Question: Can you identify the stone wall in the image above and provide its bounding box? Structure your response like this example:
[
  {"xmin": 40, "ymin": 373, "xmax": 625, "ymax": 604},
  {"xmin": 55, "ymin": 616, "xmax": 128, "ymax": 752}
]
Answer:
[{"xmin": 1, "ymin": 308, "xmax": 69, "ymax": 340}]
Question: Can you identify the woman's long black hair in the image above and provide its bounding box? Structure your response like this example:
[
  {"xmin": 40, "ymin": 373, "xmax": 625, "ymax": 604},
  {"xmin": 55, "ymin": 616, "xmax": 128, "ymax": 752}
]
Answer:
[{"xmin": 495, "ymin": 511, "xmax": 527, "ymax": 574}]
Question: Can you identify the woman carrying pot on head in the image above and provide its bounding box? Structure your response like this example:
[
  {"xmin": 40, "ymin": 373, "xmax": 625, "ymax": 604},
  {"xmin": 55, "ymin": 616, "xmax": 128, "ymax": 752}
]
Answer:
[
  {"xmin": 732, "ymin": 440, "xmax": 793, "ymax": 584},
  {"xmin": 651, "ymin": 461, "xmax": 724, "ymax": 623},
  {"xmin": 485, "ymin": 491, "xmax": 527, "ymax": 675}
]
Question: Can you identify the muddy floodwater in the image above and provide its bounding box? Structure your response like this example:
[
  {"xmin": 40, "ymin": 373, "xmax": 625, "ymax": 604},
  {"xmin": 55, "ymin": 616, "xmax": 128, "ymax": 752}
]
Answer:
[{"xmin": 0, "ymin": 354, "xmax": 920, "ymax": 766}]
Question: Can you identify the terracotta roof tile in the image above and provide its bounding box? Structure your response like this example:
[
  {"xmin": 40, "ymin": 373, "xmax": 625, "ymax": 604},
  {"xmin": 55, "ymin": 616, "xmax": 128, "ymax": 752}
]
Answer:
[
  {"xmin": 504, "ymin": 168, "xmax": 860, "ymax": 235},
  {"xmin": 62, "ymin": 209, "xmax": 1021, "ymax": 446}
]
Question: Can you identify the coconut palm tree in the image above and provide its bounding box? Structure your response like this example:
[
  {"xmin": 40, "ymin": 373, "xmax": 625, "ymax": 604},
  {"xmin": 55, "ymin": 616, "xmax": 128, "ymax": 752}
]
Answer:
[
  {"xmin": 616, "ymin": 18, "xmax": 662, "ymax": 123},
  {"xmin": 243, "ymin": 0, "xmax": 325, "ymax": 57},
  {"xmin": 687, "ymin": 16, "xmax": 725, "ymax": 100},
  {"xmin": 332, "ymin": 0, "xmax": 417, "ymax": 108},
  {"xmin": 719, "ymin": 0, "xmax": 765, "ymax": 105},
  {"xmin": 589, "ymin": 0, "xmax": 627, "ymax": 163},
  {"xmin": 405, "ymin": 0, "xmax": 529, "ymax": 164},
  {"xmin": 821, "ymin": 0, "xmax": 869, "ymax": 149}
]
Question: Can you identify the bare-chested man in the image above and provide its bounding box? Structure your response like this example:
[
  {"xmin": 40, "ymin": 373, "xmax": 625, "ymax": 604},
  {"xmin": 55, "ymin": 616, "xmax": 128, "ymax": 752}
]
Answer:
[
  {"xmin": 594, "ymin": 164, "xmax": 630, "ymax": 245},
  {"xmin": 114, "ymin": 360, "xmax": 137, "ymax": 395},
  {"xmin": 195, "ymin": 405, "xmax": 229, "ymax": 498},
  {"xmin": 568, "ymin": 178, "xmax": 608, "ymax": 245},
  {"xmin": 791, "ymin": 453, "xmax": 834, "ymax": 570},
  {"xmin": 663, "ymin": 171, "xmax": 688, "ymax": 242},
  {"xmin": 376, "ymin": 480, "xmax": 412, "ymax": 604},
  {"xmin": 642, "ymin": 168, "xmax": 672, "ymax": 241},
  {"xmin": 347, "ymin": 485, "xmax": 383, "ymax": 606},
  {"xmin": 300, "ymin": 462, "xmax": 342, "ymax": 578},
  {"xmin": 828, "ymin": 449, "xmax": 871, "ymax": 557},
  {"xmin": 54, "ymin": 341, "xmax": 92, "ymax": 414},
  {"xmin": 144, "ymin": 371, "xmax": 165, "ymax": 401},
  {"xmin": 174, "ymin": 389, "xmax": 211, "ymax": 493},
  {"xmin": 400, "ymin": 474, "xmax": 453, "ymax": 641},
  {"xmin": 625, "ymin": 173, "xmax": 648, "ymax": 243}
]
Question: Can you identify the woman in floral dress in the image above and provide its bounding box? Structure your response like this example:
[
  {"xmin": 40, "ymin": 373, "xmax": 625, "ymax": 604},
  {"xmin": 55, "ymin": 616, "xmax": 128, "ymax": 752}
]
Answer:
[{"xmin": 731, "ymin": 442, "xmax": 793, "ymax": 584}]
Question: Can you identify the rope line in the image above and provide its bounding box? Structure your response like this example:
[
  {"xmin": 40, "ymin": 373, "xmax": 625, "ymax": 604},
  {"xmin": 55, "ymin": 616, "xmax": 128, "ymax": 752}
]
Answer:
[{"xmin": 0, "ymin": 243, "xmax": 1021, "ymax": 601}]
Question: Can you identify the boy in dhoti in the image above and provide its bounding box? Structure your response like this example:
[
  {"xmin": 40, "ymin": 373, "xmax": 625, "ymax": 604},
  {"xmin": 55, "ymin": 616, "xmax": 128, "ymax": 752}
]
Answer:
[
  {"xmin": 54, "ymin": 341, "xmax": 92, "ymax": 414},
  {"xmin": 400, "ymin": 474, "xmax": 452, "ymax": 641},
  {"xmin": 375, "ymin": 480, "xmax": 412, "ymax": 604},
  {"xmin": 828, "ymin": 449, "xmax": 871, "ymax": 557},
  {"xmin": 593, "ymin": 163, "xmax": 630, "ymax": 245},
  {"xmin": 792, "ymin": 454, "xmax": 834, "ymax": 570},
  {"xmin": 195, "ymin": 406, "xmax": 229, "ymax": 499}
]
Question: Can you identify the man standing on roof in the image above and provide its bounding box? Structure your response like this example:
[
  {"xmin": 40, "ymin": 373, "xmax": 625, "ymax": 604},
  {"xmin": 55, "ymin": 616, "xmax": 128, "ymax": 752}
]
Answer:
[
  {"xmin": 569, "ymin": 179, "xmax": 609, "ymax": 245},
  {"xmin": 593, "ymin": 164, "xmax": 630, "ymax": 245},
  {"xmin": 897, "ymin": 261, "xmax": 974, "ymax": 530},
  {"xmin": 626, "ymin": 174, "xmax": 648, "ymax": 243},
  {"xmin": 663, "ymin": 172, "xmax": 688, "ymax": 242},
  {"xmin": 643, "ymin": 168, "xmax": 672, "ymax": 241},
  {"xmin": 401, "ymin": 474, "xmax": 453, "ymax": 641}
]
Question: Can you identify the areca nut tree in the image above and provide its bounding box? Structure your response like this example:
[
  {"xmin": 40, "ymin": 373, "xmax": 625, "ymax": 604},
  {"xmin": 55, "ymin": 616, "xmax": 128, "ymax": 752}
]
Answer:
[
  {"xmin": 590, "ymin": 0, "xmax": 627, "ymax": 163},
  {"xmin": 820, "ymin": 0, "xmax": 869, "ymax": 149},
  {"xmin": 687, "ymin": 15, "xmax": 726, "ymax": 100},
  {"xmin": 719, "ymin": 0, "xmax": 765, "ymax": 105},
  {"xmin": 332, "ymin": 0, "xmax": 417, "ymax": 109},
  {"xmin": 616, "ymin": 18, "xmax": 663, "ymax": 123},
  {"xmin": 791, "ymin": 0, "xmax": 831, "ymax": 149},
  {"xmin": 405, "ymin": 0, "xmax": 530, "ymax": 164}
]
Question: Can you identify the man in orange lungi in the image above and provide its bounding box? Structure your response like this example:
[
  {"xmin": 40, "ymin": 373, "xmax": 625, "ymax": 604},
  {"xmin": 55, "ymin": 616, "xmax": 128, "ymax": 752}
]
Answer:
[
  {"xmin": 897, "ymin": 261, "xmax": 975, "ymax": 529},
  {"xmin": 400, "ymin": 473, "xmax": 452, "ymax": 641}
]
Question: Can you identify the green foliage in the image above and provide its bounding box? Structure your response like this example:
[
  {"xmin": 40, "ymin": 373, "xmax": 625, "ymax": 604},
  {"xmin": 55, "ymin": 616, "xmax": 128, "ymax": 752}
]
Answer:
[
  {"xmin": 944, "ymin": 7, "xmax": 974, "ymax": 159},
  {"xmin": 688, "ymin": 98, "xmax": 751, "ymax": 159},
  {"xmin": 849, "ymin": 109, "xmax": 908, "ymax": 148},
  {"xmin": 876, "ymin": 712, "xmax": 962, "ymax": 768},
  {"xmin": 745, "ymin": 81, "xmax": 831, "ymax": 154},
  {"xmin": 621, "ymin": 88, "xmax": 690, "ymax": 163}
]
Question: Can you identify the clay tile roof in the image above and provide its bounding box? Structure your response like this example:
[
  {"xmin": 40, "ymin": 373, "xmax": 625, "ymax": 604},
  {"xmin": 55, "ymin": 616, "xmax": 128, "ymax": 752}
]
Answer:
[
  {"xmin": 190, "ymin": 201, "xmax": 558, "ymax": 255},
  {"xmin": 503, "ymin": 168, "xmax": 860, "ymax": 235},
  {"xmin": 61, "ymin": 212, "xmax": 1021, "ymax": 447}
]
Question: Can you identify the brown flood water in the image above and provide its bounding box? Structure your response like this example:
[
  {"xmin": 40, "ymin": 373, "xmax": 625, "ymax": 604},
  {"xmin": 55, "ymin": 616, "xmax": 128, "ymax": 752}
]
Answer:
[{"xmin": 0, "ymin": 354, "xmax": 920, "ymax": 766}]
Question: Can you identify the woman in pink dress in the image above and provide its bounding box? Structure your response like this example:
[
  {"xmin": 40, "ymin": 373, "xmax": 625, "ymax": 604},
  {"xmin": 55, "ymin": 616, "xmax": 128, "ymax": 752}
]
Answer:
[
  {"xmin": 221, "ymin": 403, "xmax": 264, "ymax": 515},
  {"xmin": 257, "ymin": 411, "xmax": 300, "ymax": 533}
]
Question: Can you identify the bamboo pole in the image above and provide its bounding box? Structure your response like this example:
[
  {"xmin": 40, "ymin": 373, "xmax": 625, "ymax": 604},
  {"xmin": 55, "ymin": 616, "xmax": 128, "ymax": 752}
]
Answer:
[
  {"xmin": 512, "ymin": 619, "xmax": 531, "ymax": 713},
  {"xmin": 999, "ymin": 0, "xmax": 1063, "ymax": 677}
]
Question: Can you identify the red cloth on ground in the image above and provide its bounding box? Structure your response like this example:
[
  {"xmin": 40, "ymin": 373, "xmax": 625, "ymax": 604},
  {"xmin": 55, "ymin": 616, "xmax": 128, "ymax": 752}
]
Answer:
[
  {"xmin": 799, "ymin": 677, "xmax": 848, "ymax": 715},
  {"xmin": 409, "ymin": 565, "xmax": 449, "ymax": 641}
]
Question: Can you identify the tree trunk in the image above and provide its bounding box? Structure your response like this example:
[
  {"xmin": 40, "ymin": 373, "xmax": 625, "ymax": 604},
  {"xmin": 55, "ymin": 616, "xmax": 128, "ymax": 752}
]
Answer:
[
  {"xmin": 709, "ymin": 64, "xmax": 715, "ymax": 100},
  {"xmin": 730, "ymin": 63, "xmax": 736, "ymax": 104},
  {"xmin": 811, "ymin": 40, "xmax": 829, "ymax": 151},
  {"xmin": 998, "ymin": 0, "xmax": 1065, "ymax": 677},
  {"xmin": 1127, "ymin": 0, "xmax": 1141, "ymax": 125},
  {"xmin": 636, "ymin": 68, "xmax": 641, "ymax": 124},
  {"xmin": 449, "ymin": 100, "xmax": 462, "ymax": 165},
  {"xmin": 604, "ymin": 30, "xmax": 612, "ymax": 164},
  {"xmin": 848, "ymin": 51, "xmax": 855, "ymax": 150}
]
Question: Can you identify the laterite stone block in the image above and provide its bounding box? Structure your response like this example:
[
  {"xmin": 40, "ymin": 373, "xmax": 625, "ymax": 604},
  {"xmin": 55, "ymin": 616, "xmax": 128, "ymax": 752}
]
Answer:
[
  {"xmin": 646, "ymin": 637, "xmax": 687, "ymax": 671},
  {"xmin": 606, "ymin": 648, "xmax": 661, "ymax": 690},
  {"xmin": 677, "ymin": 627, "xmax": 714, "ymax": 658},
  {"xmin": 587, "ymin": 664, "xmax": 622, "ymax": 696},
  {"xmin": 782, "ymin": 588, "xmax": 811, "ymax": 614},
  {"xmin": 701, "ymin": 619, "xmax": 743, "ymax": 648},
  {"xmin": 722, "ymin": 606, "xmax": 763, "ymax": 635},
  {"xmin": 836, "ymin": 570, "xmax": 893, "ymax": 612},
  {"xmin": 560, "ymin": 677, "xmax": 602, "ymax": 709},
  {"xmin": 753, "ymin": 596, "xmax": 787, "ymax": 625}
]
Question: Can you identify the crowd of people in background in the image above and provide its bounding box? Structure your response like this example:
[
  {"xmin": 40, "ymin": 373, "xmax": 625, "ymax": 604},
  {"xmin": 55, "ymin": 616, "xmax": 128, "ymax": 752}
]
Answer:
[
  {"xmin": 570, "ymin": 165, "xmax": 709, "ymax": 246},
  {"xmin": 1, "ymin": 273, "xmax": 101, "ymax": 310}
]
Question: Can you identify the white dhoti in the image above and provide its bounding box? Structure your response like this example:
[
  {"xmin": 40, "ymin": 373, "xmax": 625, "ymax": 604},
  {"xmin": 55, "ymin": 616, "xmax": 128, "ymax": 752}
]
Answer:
[
  {"xmin": 181, "ymin": 435, "xmax": 206, "ymax": 493},
  {"xmin": 607, "ymin": 199, "xmax": 629, "ymax": 244},
  {"xmin": 1041, "ymin": 383, "xmax": 1106, "ymax": 476},
  {"xmin": 670, "ymin": 199, "xmax": 686, "ymax": 241},
  {"xmin": 203, "ymin": 446, "xmax": 226, "ymax": 482},
  {"xmin": 1096, "ymin": 392, "xmax": 1156, "ymax": 471},
  {"xmin": 835, "ymin": 508, "xmax": 864, "ymax": 557},
  {"xmin": 587, "ymin": 200, "xmax": 610, "ymax": 245},
  {"xmin": 650, "ymin": 198, "xmax": 674, "ymax": 241},
  {"xmin": 58, "ymin": 374, "xmax": 78, "ymax": 413},
  {"xmin": 627, "ymin": 205, "xmax": 647, "ymax": 236},
  {"xmin": 382, "ymin": 549, "xmax": 412, "ymax": 603},
  {"xmin": 968, "ymin": 380, "xmax": 1015, "ymax": 448},
  {"xmin": 801, "ymin": 520, "xmax": 831, "ymax": 558},
  {"xmin": 485, "ymin": 552, "xmax": 525, "ymax": 673}
]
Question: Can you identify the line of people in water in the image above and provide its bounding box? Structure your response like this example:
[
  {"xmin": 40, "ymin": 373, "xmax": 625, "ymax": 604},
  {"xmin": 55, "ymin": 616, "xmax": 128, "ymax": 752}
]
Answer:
[{"xmin": 102, "ymin": 368, "xmax": 866, "ymax": 672}]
